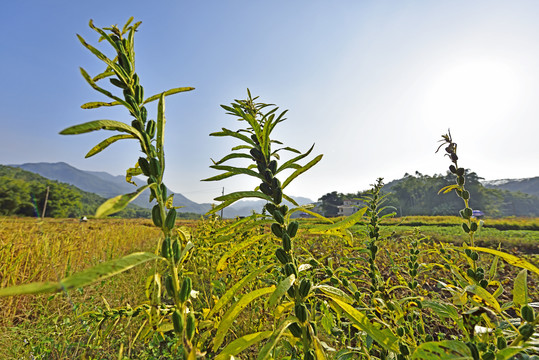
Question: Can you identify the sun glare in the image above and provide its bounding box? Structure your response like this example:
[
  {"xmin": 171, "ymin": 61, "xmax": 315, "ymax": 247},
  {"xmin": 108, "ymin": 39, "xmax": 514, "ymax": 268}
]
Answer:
[{"xmin": 422, "ymin": 60, "xmax": 521, "ymax": 127}]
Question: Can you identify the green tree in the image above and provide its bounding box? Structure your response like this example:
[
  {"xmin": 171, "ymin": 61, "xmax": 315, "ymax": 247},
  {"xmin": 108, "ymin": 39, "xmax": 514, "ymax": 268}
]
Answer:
[
  {"xmin": 0, "ymin": 177, "xmax": 33, "ymax": 215},
  {"xmin": 318, "ymin": 191, "xmax": 343, "ymax": 217}
]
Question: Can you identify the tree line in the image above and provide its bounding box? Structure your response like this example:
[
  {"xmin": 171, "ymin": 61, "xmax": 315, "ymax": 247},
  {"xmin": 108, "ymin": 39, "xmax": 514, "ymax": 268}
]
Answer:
[{"xmin": 318, "ymin": 171, "xmax": 539, "ymax": 218}]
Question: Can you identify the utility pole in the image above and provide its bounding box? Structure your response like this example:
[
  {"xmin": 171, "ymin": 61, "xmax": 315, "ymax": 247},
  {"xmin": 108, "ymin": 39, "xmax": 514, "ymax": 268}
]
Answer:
[
  {"xmin": 42, "ymin": 186, "xmax": 50, "ymax": 220},
  {"xmin": 220, "ymin": 187, "xmax": 224, "ymax": 219}
]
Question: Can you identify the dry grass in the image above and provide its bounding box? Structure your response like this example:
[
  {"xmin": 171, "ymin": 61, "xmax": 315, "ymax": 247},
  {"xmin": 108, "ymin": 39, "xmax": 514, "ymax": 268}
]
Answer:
[{"xmin": 0, "ymin": 217, "xmax": 163, "ymax": 326}]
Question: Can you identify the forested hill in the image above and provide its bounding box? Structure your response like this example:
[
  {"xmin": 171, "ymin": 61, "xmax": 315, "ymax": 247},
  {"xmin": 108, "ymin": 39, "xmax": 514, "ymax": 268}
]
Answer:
[
  {"xmin": 11, "ymin": 162, "xmax": 212, "ymax": 214},
  {"xmin": 318, "ymin": 171, "xmax": 539, "ymax": 218},
  {"xmin": 0, "ymin": 165, "xmax": 150, "ymax": 218},
  {"xmin": 483, "ymin": 177, "xmax": 539, "ymax": 198}
]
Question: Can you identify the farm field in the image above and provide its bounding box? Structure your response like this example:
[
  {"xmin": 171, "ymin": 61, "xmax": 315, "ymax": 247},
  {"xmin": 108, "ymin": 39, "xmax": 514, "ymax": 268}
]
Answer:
[{"xmin": 0, "ymin": 215, "xmax": 537, "ymax": 359}]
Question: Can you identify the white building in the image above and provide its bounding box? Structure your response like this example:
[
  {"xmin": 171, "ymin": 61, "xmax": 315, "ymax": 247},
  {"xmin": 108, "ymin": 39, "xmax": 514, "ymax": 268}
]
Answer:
[{"xmin": 337, "ymin": 199, "xmax": 364, "ymax": 216}]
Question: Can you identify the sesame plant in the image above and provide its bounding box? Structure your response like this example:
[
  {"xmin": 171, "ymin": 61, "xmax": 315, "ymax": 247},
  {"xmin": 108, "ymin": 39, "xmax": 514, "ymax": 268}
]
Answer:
[
  {"xmin": 202, "ymin": 91, "xmax": 409, "ymax": 359},
  {"xmin": 0, "ymin": 18, "xmax": 205, "ymax": 358},
  {"xmin": 333, "ymin": 133, "xmax": 539, "ymax": 360},
  {"xmin": 311, "ymin": 179, "xmax": 423, "ymax": 359},
  {"xmin": 202, "ymin": 90, "xmax": 324, "ymax": 359},
  {"xmin": 416, "ymin": 130, "xmax": 539, "ymax": 360},
  {"xmin": 363, "ymin": 178, "xmax": 395, "ymax": 297}
]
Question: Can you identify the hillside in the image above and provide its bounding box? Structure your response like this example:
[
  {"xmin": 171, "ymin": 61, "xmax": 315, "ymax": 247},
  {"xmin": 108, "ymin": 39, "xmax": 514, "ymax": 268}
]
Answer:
[
  {"xmin": 483, "ymin": 177, "xmax": 539, "ymax": 198},
  {"xmin": 9, "ymin": 162, "xmax": 314, "ymax": 217},
  {"xmin": 12, "ymin": 162, "xmax": 536, "ymax": 218},
  {"xmin": 318, "ymin": 171, "xmax": 539, "ymax": 218},
  {"xmin": 0, "ymin": 165, "xmax": 150, "ymax": 218},
  {"xmin": 11, "ymin": 162, "xmax": 212, "ymax": 214}
]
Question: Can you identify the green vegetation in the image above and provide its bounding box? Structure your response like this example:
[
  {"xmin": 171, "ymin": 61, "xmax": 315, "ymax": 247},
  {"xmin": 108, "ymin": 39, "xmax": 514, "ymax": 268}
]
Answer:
[
  {"xmin": 0, "ymin": 165, "xmax": 150, "ymax": 218},
  {"xmin": 1, "ymin": 216, "xmax": 537, "ymax": 359},
  {"xmin": 0, "ymin": 18, "xmax": 538, "ymax": 360},
  {"xmin": 318, "ymin": 171, "xmax": 539, "ymax": 218}
]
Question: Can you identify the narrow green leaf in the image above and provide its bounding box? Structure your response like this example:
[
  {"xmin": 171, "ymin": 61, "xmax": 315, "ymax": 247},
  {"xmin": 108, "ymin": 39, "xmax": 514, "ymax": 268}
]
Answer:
[
  {"xmin": 76, "ymin": 35, "xmax": 129, "ymax": 83},
  {"xmin": 156, "ymin": 93, "xmax": 166, "ymax": 168},
  {"xmin": 92, "ymin": 70, "xmax": 115, "ymax": 82},
  {"xmin": 60, "ymin": 120, "xmax": 147, "ymax": 154},
  {"xmin": 310, "ymin": 207, "xmax": 367, "ymax": 233},
  {"xmin": 276, "ymin": 144, "xmax": 314, "ymax": 174},
  {"xmin": 78, "ymin": 67, "xmax": 128, "ymax": 106},
  {"xmin": 208, "ymin": 264, "xmax": 273, "ymax": 319},
  {"xmin": 213, "ymin": 286, "xmax": 275, "ymax": 351},
  {"xmin": 127, "ymin": 21, "xmax": 142, "ymax": 64},
  {"xmin": 467, "ymin": 247, "xmax": 539, "ymax": 276},
  {"xmin": 327, "ymin": 296, "xmax": 399, "ymax": 353},
  {"xmin": 178, "ymin": 241, "xmax": 194, "ymax": 265},
  {"xmin": 268, "ymin": 109, "xmax": 288, "ymax": 134},
  {"xmin": 121, "ymin": 17, "xmax": 135, "ymax": 33},
  {"xmin": 281, "ymin": 154, "xmax": 323, "ymax": 189},
  {"xmin": 282, "ymin": 193, "xmax": 299, "ymax": 207},
  {"xmin": 438, "ymin": 184, "xmax": 461, "ymax": 195},
  {"xmin": 312, "ymin": 331, "xmax": 327, "ymax": 360},
  {"xmin": 495, "ymin": 347, "xmax": 526, "ymax": 360},
  {"xmin": 207, "ymin": 199, "xmax": 235, "ymax": 215},
  {"xmin": 421, "ymin": 300, "xmax": 459, "ymax": 322},
  {"xmin": 256, "ymin": 318, "xmax": 296, "ymax": 360},
  {"xmin": 0, "ymin": 281, "xmax": 61, "ymax": 297},
  {"xmin": 95, "ymin": 185, "xmax": 150, "ymax": 218},
  {"xmin": 231, "ymin": 144, "xmax": 251, "ymax": 151},
  {"xmin": 488, "ymin": 255, "xmax": 500, "ymax": 281},
  {"xmin": 209, "ymin": 165, "xmax": 264, "ymax": 181},
  {"xmin": 165, "ymin": 194, "xmax": 175, "ymax": 209},
  {"xmin": 220, "ymin": 104, "xmax": 239, "ymax": 114},
  {"xmin": 126, "ymin": 165, "xmax": 142, "ymax": 186},
  {"xmin": 290, "ymin": 207, "xmax": 333, "ymax": 223},
  {"xmin": 267, "ymin": 275, "xmax": 295, "ymax": 308},
  {"xmin": 512, "ymin": 269, "xmax": 528, "ymax": 307},
  {"xmin": 491, "ymin": 280, "xmax": 503, "ymax": 299},
  {"xmin": 210, "ymin": 127, "xmax": 256, "ymax": 146},
  {"xmin": 61, "ymin": 252, "xmax": 161, "ymax": 290},
  {"xmin": 215, "ymin": 331, "xmax": 273, "ymax": 360},
  {"xmin": 465, "ymin": 284, "xmax": 501, "ymax": 313},
  {"xmin": 216, "ymin": 234, "xmax": 268, "ymax": 272},
  {"xmin": 60, "ymin": 119, "xmax": 141, "ymax": 137},
  {"xmin": 88, "ymin": 19, "xmax": 120, "ymax": 51},
  {"xmin": 81, "ymin": 101, "xmax": 121, "ymax": 109},
  {"xmin": 142, "ymin": 87, "xmax": 195, "ymax": 104},
  {"xmin": 412, "ymin": 340, "xmax": 472, "ymax": 359},
  {"xmin": 215, "ymin": 191, "xmax": 272, "ymax": 204},
  {"xmin": 279, "ymin": 146, "xmax": 301, "ymax": 154},
  {"xmin": 260, "ymin": 114, "xmax": 273, "ymax": 158},
  {"xmin": 0, "ymin": 252, "xmax": 161, "ymax": 297},
  {"xmin": 212, "ymin": 152, "xmax": 252, "ymax": 165},
  {"xmin": 85, "ymin": 134, "xmax": 134, "ymax": 158},
  {"xmin": 241, "ymin": 112, "xmax": 261, "ymax": 138},
  {"xmin": 315, "ymin": 285, "xmax": 355, "ymax": 304},
  {"xmin": 202, "ymin": 171, "xmax": 236, "ymax": 182}
]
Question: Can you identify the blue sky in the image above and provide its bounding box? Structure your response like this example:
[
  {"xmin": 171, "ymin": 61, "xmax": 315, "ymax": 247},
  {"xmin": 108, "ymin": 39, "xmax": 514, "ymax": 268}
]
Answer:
[{"xmin": 1, "ymin": 1, "xmax": 538, "ymax": 203}]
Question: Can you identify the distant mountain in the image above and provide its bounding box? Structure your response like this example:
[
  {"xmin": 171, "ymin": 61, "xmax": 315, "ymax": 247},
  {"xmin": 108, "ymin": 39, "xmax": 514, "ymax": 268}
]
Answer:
[
  {"xmin": 9, "ymin": 162, "xmax": 314, "ymax": 217},
  {"xmin": 14, "ymin": 162, "xmax": 133, "ymax": 199},
  {"xmin": 11, "ymin": 162, "xmax": 211, "ymax": 214},
  {"xmin": 483, "ymin": 177, "xmax": 539, "ymax": 198},
  {"xmin": 222, "ymin": 196, "xmax": 315, "ymax": 218}
]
